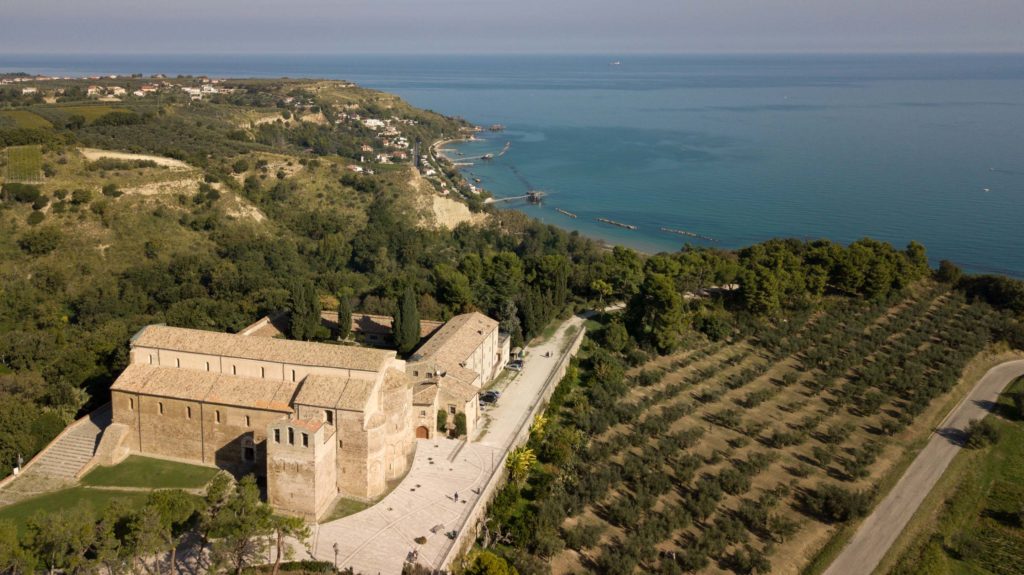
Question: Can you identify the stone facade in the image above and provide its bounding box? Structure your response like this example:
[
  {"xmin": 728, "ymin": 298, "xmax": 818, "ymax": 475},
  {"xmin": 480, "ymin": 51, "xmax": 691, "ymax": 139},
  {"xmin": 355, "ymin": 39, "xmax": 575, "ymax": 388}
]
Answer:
[
  {"xmin": 267, "ymin": 419, "xmax": 337, "ymax": 520},
  {"xmin": 106, "ymin": 312, "xmax": 506, "ymax": 520}
]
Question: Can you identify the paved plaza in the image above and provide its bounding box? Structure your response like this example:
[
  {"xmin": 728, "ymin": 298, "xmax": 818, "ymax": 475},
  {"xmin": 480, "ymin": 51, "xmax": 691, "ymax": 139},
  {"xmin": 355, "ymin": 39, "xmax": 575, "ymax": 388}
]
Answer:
[{"xmin": 305, "ymin": 315, "xmax": 586, "ymax": 574}]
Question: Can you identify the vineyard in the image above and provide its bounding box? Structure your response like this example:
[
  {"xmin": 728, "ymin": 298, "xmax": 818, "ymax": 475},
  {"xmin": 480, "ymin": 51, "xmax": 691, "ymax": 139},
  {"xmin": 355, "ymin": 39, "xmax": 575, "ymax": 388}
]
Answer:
[
  {"xmin": 487, "ymin": 281, "xmax": 1009, "ymax": 574},
  {"xmin": 3, "ymin": 144, "xmax": 43, "ymax": 182}
]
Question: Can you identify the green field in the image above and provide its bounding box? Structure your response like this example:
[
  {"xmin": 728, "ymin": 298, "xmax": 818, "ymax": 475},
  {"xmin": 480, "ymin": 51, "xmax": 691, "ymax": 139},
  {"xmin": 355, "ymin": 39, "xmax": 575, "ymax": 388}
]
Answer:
[
  {"xmin": 80, "ymin": 455, "xmax": 220, "ymax": 489},
  {"xmin": 51, "ymin": 105, "xmax": 130, "ymax": 124},
  {"xmin": 4, "ymin": 144, "xmax": 43, "ymax": 182},
  {"xmin": 888, "ymin": 377, "xmax": 1024, "ymax": 575},
  {"xmin": 0, "ymin": 487, "xmax": 152, "ymax": 535},
  {"xmin": 0, "ymin": 110, "xmax": 52, "ymax": 129}
]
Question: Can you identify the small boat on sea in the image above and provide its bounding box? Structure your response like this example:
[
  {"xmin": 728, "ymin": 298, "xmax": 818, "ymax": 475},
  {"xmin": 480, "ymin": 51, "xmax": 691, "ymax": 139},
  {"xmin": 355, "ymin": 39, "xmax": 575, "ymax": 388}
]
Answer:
[{"xmin": 481, "ymin": 153, "xmax": 495, "ymax": 161}]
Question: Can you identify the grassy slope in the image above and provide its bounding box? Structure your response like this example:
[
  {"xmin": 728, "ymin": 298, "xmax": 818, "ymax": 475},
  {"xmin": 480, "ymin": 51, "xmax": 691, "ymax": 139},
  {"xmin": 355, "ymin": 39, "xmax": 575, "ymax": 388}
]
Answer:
[
  {"xmin": 879, "ymin": 377, "xmax": 1024, "ymax": 575},
  {"xmin": 0, "ymin": 110, "xmax": 52, "ymax": 129},
  {"xmin": 80, "ymin": 455, "xmax": 220, "ymax": 489},
  {"xmin": 0, "ymin": 488, "xmax": 153, "ymax": 536}
]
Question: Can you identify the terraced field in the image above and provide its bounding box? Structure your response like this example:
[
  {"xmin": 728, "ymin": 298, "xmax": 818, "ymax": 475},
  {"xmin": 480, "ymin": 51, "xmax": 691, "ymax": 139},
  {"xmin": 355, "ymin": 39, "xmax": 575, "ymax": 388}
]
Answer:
[{"xmin": 500, "ymin": 282, "xmax": 1004, "ymax": 575}]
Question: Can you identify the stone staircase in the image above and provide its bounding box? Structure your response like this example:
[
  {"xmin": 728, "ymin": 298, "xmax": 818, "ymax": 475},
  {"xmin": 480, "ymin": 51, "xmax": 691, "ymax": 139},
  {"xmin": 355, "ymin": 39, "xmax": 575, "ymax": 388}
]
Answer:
[{"xmin": 0, "ymin": 404, "xmax": 112, "ymax": 506}]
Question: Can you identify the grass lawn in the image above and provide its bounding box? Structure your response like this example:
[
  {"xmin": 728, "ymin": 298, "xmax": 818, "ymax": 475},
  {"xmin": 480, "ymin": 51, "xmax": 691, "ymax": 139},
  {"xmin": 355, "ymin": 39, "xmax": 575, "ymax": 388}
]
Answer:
[
  {"xmin": 0, "ymin": 487, "xmax": 152, "ymax": 536},
  {"xmin": 0, "ymin": 110, "xmax": 52, "ymax": 129},
  {"xmin": 321, "ymin": 497, "xmax": 372, "ymax": 523},
  {"xmin": 80, "ymin": 455, "xmax": 219, "ymax": 489},
  {"xmin": 884, "ymin": 376, "xmax": 1024, "ymax": 575}
]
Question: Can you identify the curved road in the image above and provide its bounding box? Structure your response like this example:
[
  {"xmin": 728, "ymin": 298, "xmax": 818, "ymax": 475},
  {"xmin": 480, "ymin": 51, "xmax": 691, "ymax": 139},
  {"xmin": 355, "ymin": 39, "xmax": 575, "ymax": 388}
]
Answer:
[{"xmin": 824, "ymin": 359, "xmax": 1024, "ymax": 575}]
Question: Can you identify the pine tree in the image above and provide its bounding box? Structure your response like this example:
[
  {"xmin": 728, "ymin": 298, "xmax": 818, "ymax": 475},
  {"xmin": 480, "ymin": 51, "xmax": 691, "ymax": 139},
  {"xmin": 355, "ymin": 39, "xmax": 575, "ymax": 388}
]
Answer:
[{"xmin": 394, "ymin": 285, "xmax": 420, "ymax": 354}]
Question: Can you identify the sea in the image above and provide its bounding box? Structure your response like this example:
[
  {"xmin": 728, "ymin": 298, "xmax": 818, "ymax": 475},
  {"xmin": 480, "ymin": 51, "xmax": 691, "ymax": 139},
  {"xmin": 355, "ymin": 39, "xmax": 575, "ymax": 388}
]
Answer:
[{"xmin": 3, "ymin": 53, "xmax": 1023, "ymax": 277}]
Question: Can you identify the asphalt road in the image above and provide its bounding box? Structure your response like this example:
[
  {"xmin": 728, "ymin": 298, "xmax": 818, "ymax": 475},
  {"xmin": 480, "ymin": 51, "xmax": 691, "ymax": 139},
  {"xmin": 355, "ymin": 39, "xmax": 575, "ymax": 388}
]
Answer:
[{"xmin": 823, "ymin": 359, "xmax": 1024, "ymax": 575}]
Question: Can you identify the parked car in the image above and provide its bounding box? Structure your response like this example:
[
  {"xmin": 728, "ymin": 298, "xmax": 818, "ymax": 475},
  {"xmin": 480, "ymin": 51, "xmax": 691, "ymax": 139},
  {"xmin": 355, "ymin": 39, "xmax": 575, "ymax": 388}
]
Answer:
[
  {"xmin": 506, "ymin": 360, "xmax": 523, "ymax": 372},
  {"xmin": 479, "ymin": 391, "xmax": 500, "ymax": 404}
]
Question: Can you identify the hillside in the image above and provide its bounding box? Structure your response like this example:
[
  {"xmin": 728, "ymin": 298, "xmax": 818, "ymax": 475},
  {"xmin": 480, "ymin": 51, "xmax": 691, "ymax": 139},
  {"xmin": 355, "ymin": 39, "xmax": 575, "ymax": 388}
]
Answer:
[
  {"xmin": 0, "ymin": 76, "xmax": 560, "ymax": 473},
  {"xmin": 2, "ymin": 74, "xmax": 1024, "ymax": 575}
]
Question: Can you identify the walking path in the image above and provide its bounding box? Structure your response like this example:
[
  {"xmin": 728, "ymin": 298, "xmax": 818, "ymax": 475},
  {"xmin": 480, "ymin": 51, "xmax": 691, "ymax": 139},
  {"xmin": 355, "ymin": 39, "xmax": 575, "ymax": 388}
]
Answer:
[
  {"xmin": 823, "ymin": 359, "xmax": 1024, "ymax": 575},
  {"xmin": 309, "ymin": 315, "xmax": 587, "ymax": 574}
]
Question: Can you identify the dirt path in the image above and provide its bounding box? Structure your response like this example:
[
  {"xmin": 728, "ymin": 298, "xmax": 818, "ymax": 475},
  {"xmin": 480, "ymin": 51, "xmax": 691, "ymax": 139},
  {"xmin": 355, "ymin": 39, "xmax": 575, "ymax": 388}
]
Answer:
[
  {"xmin": 79, "ymin": 148, "xmax": 192, "ymax": 170},
  {"xmin": 824, "ymin": 359, "xmax": 1024, "ymax": 575}
]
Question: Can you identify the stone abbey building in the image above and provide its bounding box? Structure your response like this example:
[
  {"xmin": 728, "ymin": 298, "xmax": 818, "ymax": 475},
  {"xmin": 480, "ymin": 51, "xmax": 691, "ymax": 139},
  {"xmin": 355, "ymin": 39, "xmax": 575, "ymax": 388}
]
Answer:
[{"xmin": 101, "ymin": 312, "xmax": 509, "ymax": 520}]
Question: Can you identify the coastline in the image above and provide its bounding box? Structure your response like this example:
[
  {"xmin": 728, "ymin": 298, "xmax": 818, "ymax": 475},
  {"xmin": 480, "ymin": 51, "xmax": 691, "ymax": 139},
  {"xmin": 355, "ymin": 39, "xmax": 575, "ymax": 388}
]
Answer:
[
  {"xmin": 433, "ymin": 134, "xmax": 667, "ymax": 257},
  {"xmin": 432, "ymin": 135, "xmax": 644, "ymax": 255}
]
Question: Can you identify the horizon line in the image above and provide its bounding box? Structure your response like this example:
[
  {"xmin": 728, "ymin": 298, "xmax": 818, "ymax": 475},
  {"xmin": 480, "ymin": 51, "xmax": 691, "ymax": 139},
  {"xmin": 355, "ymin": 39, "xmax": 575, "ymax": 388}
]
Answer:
[{"xmin": 2, "ymin": 49, "xmax": 1024, "ymax": 58}]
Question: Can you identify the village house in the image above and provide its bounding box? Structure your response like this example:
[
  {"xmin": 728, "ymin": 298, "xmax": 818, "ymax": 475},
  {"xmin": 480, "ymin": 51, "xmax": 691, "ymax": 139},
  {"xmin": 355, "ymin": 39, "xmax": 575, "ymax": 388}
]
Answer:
[{"xmin": 97, "ymin": 312, "xmax": 508, "ymax": 520}]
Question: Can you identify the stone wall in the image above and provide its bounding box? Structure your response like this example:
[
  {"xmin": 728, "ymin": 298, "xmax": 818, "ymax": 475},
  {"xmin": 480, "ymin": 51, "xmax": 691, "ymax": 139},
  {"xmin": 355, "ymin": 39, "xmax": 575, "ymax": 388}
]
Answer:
[
  {"xmin": 440, "ymin": 324, "xmax": 587, "ymax": 570},
  {"xmin": 113, "ymin": 389, "xmax": 289, "ymax": 474},
  {"xmin": 267, "ymin": 421, "xmax": 338, "ymax": 520}
]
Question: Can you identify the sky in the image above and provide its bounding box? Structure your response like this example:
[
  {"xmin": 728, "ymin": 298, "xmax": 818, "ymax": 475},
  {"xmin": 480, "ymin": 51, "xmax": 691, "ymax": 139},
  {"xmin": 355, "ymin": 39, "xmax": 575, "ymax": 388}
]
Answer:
[{"xmin": 3, "ymin": 0, "xmax": 1023, "ymax": 54}]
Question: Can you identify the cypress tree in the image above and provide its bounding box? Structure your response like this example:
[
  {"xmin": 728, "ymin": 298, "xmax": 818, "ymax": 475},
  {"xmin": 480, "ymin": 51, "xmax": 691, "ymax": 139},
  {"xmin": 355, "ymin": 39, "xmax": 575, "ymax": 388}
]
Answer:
[
  {"xmin": 289, "ymin": 280, "xmax": 321, "ymax": 341},
  {"xmin": 394, "ymin": 285, "xmax": 420, "ymax": 354},
  {"xmin": 337, "ymin": 292, "xmax": 352, "ymax": 341}
]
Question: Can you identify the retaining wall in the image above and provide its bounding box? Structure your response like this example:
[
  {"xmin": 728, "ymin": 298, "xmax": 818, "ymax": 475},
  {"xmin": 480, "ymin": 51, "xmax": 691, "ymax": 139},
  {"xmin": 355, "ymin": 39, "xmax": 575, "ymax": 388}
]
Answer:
[{"xmin": 439, "ymin": 323, "xmax": 587, "ymax": 569}]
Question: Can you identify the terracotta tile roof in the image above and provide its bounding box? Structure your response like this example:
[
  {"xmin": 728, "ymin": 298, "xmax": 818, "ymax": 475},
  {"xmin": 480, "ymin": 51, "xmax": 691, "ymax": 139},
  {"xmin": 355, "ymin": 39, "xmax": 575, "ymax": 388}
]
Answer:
[
  {"xmin": 132, "ymin": 325, "xmax": 394, "ymax": 373},
  {"xmin": 110, "ymin": 364, "xmax": 297, "ymax": 412},
  {"xmin": 320, "ymin": 311, "xmax": 444, "ymax": 339},
  {"xmin": 443, "ymin": 365, "xmax": 481, "ymax": 387},
  {"xmin": 410, "ymin": 312, "xmax": 498, "ymax": 367},
  {"xmin": 337, "ymin": 378, "xmax": 375, "ymax": 410},
  {"xmin": 293, "ymin": 374, "xmax": 351, "ymax": 409},
  {"xmin": 294, "ymin": 373, "xmax": 379, "ymax": 412},
  {"xmin": 289, "ymin": 418, "xmax": 326, "ymax": 434},
  {"xmin": 412, "ymin": 383, "xmax": 438, "ymax": 406},
  {"xmin": 438, "ymin": 375, "xmax": 479, "ymax": 404}
]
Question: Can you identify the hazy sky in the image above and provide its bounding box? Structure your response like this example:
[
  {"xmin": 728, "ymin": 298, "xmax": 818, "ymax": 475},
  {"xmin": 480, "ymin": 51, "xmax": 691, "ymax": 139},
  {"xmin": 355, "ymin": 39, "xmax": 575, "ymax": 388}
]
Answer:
[{"xmin": 3, "ymin": 0, "xmax": 1023, "ymax": 54}]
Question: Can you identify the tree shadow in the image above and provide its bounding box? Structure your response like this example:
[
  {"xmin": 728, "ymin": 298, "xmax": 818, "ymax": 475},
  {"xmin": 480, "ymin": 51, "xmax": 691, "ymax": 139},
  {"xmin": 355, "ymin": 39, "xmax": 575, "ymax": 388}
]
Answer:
[
  {"xmin": 974, "ymin": 398, "xmax": 1017, "ymax": 420},
  {"xmin": 935, "ymin": 426, "xmax": 968, "ymax": 447},
  {"xmin": 982, "ymin": 508, "xmax": 1024, "ymax": 529}
]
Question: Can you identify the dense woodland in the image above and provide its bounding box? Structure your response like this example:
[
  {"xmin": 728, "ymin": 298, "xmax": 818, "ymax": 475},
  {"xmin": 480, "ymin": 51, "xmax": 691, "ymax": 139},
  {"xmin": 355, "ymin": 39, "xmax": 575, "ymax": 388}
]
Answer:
[{"xmin": 3, "ymin": 77, "xmax": 1024, "ymax": 574}]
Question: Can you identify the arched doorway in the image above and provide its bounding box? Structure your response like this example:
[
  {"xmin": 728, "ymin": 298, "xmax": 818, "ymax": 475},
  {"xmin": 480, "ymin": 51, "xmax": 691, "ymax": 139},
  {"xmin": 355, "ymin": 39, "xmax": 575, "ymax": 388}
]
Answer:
[{"xmin": 416, "ymin": 426, "xmax": 430, "ymax": 439}]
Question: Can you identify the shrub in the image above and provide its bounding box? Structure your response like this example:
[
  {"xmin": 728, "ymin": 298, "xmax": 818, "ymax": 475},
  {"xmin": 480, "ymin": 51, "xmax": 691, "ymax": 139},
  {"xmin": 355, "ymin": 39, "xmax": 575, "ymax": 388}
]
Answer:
[
  {"xmin": 71, "ymin": 189, "xmax": 93, "ymax": 205},
  {"xmin": 26, "ymin": 211, "xmax": 45, "ymax": 226},
  {"xmin": 232, "ymin": 158, "xmax": 249, "ymax": 173},
  {"xmin": 1, "ymin": 182, "xmax": 41, "ymax": 203},
  {"xmin": 454, "ymin": 412, "xmax": 467, "ymax": 437},
  {"xmin": 31, "ymin": 195, "xmax": 49, "ymax": 210},
  {"xmin": 437, "ymin": 410, "xmax": 448, "ymax": 433},
  {"xmin": 964, "ymin": 418, "xmax": 1000, "ymax": 449},
  {"xmin": 102, "ymin": 183, "xmax": 122, "ymax": 197},
  {"xmin": 17, "ymin": 226, "xmax": 61, "ymax": 255},
  {"xmin": 92, "ymin": 110, "xmax": 144, "ymax": 126},
  {"xmin": 87, "ymin": 158, "xmax": 158, "ymax": 171}
]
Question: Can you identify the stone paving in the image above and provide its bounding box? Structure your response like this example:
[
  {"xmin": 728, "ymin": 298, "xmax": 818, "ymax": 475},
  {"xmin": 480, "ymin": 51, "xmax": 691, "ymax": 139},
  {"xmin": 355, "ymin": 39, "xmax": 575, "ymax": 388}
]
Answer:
[{"xmin": 305, "ymin": 315, "xmax": 586, "ymax": 574}]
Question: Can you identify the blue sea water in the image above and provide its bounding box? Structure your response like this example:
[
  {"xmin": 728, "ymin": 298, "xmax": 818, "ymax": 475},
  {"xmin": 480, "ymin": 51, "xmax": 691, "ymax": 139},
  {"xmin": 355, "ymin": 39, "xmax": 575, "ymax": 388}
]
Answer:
[{"xmin": 3, "ymin": 53, "xmax": 1023, "ymax": 276}]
